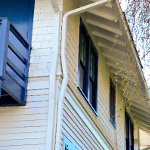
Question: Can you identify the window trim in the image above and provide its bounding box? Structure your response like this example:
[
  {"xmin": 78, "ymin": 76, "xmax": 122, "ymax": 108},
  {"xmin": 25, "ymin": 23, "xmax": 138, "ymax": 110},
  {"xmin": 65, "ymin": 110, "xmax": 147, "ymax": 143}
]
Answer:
[
  {"xmin": 77, "ymin": 86, "xmax": 98, "ymax": 117},
  {"xmin": 77, "ymin": 19, "xmax": 98, "ymax": 113},
  {"xmin": 109, "ymin": 78, "xmax": 116, "ymax": 128}
]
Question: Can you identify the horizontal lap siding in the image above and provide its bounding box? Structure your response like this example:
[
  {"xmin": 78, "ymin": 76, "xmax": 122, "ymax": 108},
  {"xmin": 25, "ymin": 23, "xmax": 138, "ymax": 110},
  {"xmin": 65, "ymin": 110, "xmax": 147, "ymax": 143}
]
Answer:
[
  {"xmin": 96, "ymin": 60, "xmax": 117, "ymax": 147},
  {"xmin": 62, "ymin": 0, "xmax": 126, "ymax": 149},
  {"xmin": 0, "ymin": 88, "xmax": 49, "ymax": 149},
  {"xmin": 0, "ymin": 0, "xmax": 56, "ymax": 149},
  {"xmin": 61, "ymin": 95, "xmax": 103, "ymax": 150}
]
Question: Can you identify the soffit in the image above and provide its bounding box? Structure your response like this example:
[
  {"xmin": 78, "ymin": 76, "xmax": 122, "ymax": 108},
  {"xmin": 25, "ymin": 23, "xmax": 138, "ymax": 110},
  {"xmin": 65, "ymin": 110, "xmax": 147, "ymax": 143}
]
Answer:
[{"xmin": 76, "ymin": 0, "xmax": 150, "ymax": 132}]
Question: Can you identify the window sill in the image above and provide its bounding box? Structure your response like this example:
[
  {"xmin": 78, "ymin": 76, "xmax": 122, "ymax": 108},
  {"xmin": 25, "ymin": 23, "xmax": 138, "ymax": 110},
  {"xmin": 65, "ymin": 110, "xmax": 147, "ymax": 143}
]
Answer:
[
  {"xmin": 109, "ymin": 119, "xmax": 116, "ymax": 130},
  {"xmin": 77, "ymin": 87, "xmax": 98, "ymax": 118}
]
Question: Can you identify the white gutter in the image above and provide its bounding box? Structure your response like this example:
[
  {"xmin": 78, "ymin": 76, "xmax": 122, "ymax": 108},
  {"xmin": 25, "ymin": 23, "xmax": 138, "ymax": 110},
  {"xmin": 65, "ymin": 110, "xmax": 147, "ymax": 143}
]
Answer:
[{"xmin": 55, "ymin": 0, "xmax": 109, "ymax": 149}]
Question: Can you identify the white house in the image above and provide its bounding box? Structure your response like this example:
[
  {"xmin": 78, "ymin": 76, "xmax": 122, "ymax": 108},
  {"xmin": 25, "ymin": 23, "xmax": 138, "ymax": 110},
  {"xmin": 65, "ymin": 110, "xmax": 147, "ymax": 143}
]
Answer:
[{"xmin": 0, "ymin": 0, "xmax": 149, "ymax": 149}]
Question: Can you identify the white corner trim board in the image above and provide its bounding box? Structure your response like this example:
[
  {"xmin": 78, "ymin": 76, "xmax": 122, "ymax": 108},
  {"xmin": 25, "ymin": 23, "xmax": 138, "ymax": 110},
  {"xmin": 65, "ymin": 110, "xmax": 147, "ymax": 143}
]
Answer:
[
  {"xmin": 46, "ymin": 12, "xmax": 60, "ymax": 150},
  {"xmin": 66, "ymin": 87, "xmax": 112, "ymax": 150}
]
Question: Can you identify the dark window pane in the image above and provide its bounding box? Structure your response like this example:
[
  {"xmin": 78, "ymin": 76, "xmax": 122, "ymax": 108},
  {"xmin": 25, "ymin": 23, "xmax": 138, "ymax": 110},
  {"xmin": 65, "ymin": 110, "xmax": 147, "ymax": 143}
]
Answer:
[
  {"xmin": 131, "ymin": 123, "xmax": 134, "ymax": 150},
  {"xmin": 90, "ymin": 49, "xmax": 95, "ymax": 81},
  {"xmin": 126, "ymin": 114, "xmax": 129, "ymax": 149},
  {"xmin": 80, "ymin": 65, "xmax": 84, "ymax": 91},
  {"xmin": 89, "ymin": 79, "xmax": 93, "ymax": 104},
  {"xmin": 80, "ymin": 32, "xmax": 87, "ymax": 66},
  {"xmin": 78, "ymin": 19, "xmax": 98, "ymax": 112},
  {"xmin": 129, "ymin": 122, "xmax": 132, "ymax": 150},
  {"xmin": 90, "ymin": 51, "xmax": 93, "ymax": 77},
  {"xmin": 110, "ymin": 89, "xmax": 115, "ymax": 121},
  {"xmin": 110, "ymin": 80, "xmax": 115, "ymax": 123},
  {"xmin": 125, "ymin": 112, "xmax": 134, "ymax": 150}
]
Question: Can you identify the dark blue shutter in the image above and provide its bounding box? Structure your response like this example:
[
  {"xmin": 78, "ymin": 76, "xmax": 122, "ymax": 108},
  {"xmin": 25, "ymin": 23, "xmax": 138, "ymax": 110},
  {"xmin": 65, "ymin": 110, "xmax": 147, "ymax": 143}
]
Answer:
[
  {"xmin": 0, "ymin": 18, "xmax": 30, "ymax": 105},
  {"xmin": 0, "ymin": 0, "xmax": 34, "ymax": 105},
  {"xmin": 0, "ymin": 0, "xmax": 34, "ymax": 44}
]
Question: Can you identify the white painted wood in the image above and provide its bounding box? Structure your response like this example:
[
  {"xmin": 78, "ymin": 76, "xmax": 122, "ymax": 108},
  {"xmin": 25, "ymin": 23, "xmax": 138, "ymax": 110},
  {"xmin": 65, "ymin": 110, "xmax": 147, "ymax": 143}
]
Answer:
[
  {"xmin": 130, "ymin": 101, "xmax": 150, "ymax": 110},
  {"xmin": 27, "ymin": 89, "xmax": 49, "ymax": 96},
  {"xmin": 46, "ymin": 11, "xmax": 60, "ymax": 150},
  {"xmin": 0, "ymin": 138, "xmax": 45, "ymax": 147},
  {"xmin": 110, "ymin": 68, "xmax": 137, "ymax": 82},
  {"xmin": 63, "ymin": 104, "xmax": 100, "ymax": 147},
  {"xmin": 107, "ymin": 62, "xmax": 137, "ymax": 77},
  {"xmin": 0, "ymin": 114, "xmax": 48, "ymax": 122},
  {"xmin": 0, "ymin": 107, "xmax": 48, "ymax": 116},
  {"xmin": 0, "ymin": 0, "xmax": 58, "ymax": 149},
  {"xmin": 102, "ymin": 52, "xmax": 125, "ymax": 63},
  {"xmin": 0, "ymin": 120, "xmax": 47, "ymax": 128},
  {"xmin": 0, "ymin": 131, "xmax": 46, "ymax": 141},
  {"xmin": 0, "ymin": 144, "xmax": 45, "ymax": 150},
  {"xmin": 109, "ymin": 61, "xmax": 135, "ymax": 71},
  {"xmin": 63, "ymin": 0, "xmax": 109, "ymax": 16},
  {"xmin": 105, "ymin": 2, "xmax": 112, "ymax": 8},
  {"xmin": 93, "ymin": 31, "xmax": 125, "ymax": 46},
  {"xmin": 134, "ymin": 116, "xmax": 150, "ymax": 125},
  {"xmin": 62, "ymin": 118, "xmax": 91, "ymax": 149},
  {"xmin": 131, "ymin": 109, "xmax": 150, "ymax": 119},
  {"xmin": 50, "ymin": 0, "xmax": 59, "ymax": 11},
  {"xmin": 91, "ymin": 0, "xmax": 112, "ymax": 8},
  {"xmin": 63, "ymin": 102, "xmax": 100, "ymax": 149},
  {"xmin": 86, "ymin": 19, "xmax": 122, "ymax": 35},
  {"xmin": 130, "ymin": 105, "xmax": 150, "ymax": 118},
  {"xmin": 26, "ymin": 101, "xmax": 49, "ymax": 108},
  {"xmin": 97, "ymin": 42, "xmax": 126, "ymax": 56},
  {"xmin": 62, "ymin": 126, "xmax": 86, "ymax": 149},
  {"xmin": 139, "ymin": 123, "xmax": 150, "ymax": 132},
  {"xmin": 61, "ymin": 88, "xmax": 112, "ymax": 150},
  {"xmin": 107, "ymin": 62, "xmax": 127, "ymax": 71},
  {"xmin": 27, "ymin": 80, "xmax": 49, "ymax": 90},
  {"xmin": 62, "ymin": 107, "xmax": 102, "ymax": 149},
  {"xmin": 0, "ymin": 126, "xmax": 47, "ymax": 135},
  {"xmin": 88, "ymin": 9, "xmax": 117, "ymax": 22}
]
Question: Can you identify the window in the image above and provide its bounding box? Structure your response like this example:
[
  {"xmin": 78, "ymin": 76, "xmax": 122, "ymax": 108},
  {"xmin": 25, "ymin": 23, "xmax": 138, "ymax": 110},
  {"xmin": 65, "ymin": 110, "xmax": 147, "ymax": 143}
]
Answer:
[
  {"xmin": 78, "ymin": 19, "xmax": 98, "ymax": 112},
  {"xmin": 125, "ymin": 112, "xmax": 134, "ymax": 150},
  {"xmin": 109, "ymin": 79, "xmax": 116, "ymax": 126}
]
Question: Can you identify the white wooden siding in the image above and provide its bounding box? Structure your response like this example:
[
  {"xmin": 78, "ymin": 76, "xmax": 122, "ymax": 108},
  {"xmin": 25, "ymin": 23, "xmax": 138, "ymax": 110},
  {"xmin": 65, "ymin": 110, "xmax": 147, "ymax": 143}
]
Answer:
[
  {"xmin": 59, "ymin": 86, "xmax": 112, "ymax": 150},
  {"xmin": 0, "ymin": 0, "xmax": 58, "ymax": 149}
]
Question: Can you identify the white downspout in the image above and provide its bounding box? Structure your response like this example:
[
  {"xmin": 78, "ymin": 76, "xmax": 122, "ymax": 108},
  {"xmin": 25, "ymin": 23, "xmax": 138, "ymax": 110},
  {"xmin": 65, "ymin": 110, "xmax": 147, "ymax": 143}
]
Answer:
[{"xmin": 55, "ymin": 0, "xmax": 108, "ymax": 149}]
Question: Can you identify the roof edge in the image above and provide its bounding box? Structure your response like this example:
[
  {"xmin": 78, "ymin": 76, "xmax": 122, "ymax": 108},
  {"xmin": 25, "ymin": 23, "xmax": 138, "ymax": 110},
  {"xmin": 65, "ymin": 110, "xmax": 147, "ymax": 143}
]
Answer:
[{"xmin": 112, "ymin": 0, "xmax": 150, "ymax": 99}]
